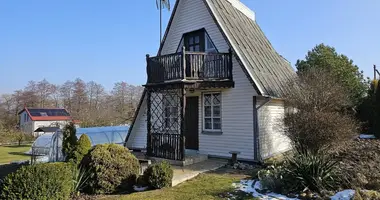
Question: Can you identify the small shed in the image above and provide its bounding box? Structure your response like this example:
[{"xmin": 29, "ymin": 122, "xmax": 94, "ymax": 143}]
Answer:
[{"xmin": 34, "ymin": 127, "xmax": 60, "ymax": 135}]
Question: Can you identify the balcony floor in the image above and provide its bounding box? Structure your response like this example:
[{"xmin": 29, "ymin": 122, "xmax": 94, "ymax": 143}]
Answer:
[{"xmin": 144, "ymin": 79, "xmax": 234, "ymax": 89}]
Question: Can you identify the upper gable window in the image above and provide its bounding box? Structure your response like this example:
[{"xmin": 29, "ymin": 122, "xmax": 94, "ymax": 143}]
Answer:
[{"xmin": 176, "ymin": 29, "xmax": 217, "ymax": 53}]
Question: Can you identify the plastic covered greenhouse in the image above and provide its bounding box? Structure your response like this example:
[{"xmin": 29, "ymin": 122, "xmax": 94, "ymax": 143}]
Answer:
[{"xmin": 28, "ymin": 126, "xmax": 129, "ymax": 162}]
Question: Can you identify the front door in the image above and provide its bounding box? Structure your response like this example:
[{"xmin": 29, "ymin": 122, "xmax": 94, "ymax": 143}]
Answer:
[{"xmin": 185, "ymin": 96, "xmax": 199, "ymax": 150}]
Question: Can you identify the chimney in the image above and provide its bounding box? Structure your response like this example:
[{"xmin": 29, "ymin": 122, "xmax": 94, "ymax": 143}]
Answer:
[{"xmin": 227, "ymin": 0, "xmax": 256, "ymax": 21}]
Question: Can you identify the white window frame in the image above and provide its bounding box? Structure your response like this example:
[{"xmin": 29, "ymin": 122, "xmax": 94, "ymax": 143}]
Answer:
[{"xmin": 202, "ymin": 92, "xmax": 222, "ymax": 131}]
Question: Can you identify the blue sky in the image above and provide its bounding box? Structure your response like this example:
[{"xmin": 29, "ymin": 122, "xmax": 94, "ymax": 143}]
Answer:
[{"xmin": 1, "ymin": 0, "xmax": 379, "ymax": 93}]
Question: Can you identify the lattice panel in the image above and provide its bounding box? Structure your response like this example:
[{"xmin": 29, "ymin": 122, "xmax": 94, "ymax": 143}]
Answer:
[{"xmin": 148, "ymin": 87, "xmax": 183, "ymax": 135}]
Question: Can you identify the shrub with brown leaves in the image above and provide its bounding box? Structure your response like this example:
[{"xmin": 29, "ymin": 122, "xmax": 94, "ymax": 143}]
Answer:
[{"xmin": 284, "ymin": 69, "xmax": 358, "ymax": 154}]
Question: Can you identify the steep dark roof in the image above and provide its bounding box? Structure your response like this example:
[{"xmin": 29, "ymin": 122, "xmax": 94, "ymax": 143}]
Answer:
[{"xmin": 205, "ymin": 0, "xmax": 296, "ymax": 98}]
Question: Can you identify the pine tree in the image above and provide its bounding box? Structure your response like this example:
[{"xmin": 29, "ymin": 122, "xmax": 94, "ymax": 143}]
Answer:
[{"xmin": 62, "ymin": 122, "xmax": 78, "ymax": 161}]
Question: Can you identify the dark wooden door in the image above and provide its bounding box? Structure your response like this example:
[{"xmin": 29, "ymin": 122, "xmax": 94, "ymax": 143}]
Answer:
[{"xmin": 185, "ymin": 96, "xmax": 199, "ymax": 150}]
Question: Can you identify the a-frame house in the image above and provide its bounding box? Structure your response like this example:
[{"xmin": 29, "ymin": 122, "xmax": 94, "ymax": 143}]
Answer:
[{"xmin": 125, "ymin": 0, "xmax": 295, "ymax": 162}]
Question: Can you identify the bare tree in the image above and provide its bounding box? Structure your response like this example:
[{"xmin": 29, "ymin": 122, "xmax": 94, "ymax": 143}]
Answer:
[
  {"xmin": 72, "ymin": 78, "xmax": 88, "ymax": 119},
  {"xmin": 0, "ymin": 79, "xmax": 143, "ymax": 128},
  {"xmin": 50, "ymin": 84, "xmax": 62, "ymax": 107},
  {"xmin": 60, "ymin": 81, "xmax": 75, "ymax": 113},
  {"xmin": 36, "ymin": 79, "xmax": 54, "ymax": 107}
]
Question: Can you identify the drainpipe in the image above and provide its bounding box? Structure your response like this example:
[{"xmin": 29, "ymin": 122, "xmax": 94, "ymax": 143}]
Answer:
[{"xmin": 253, "ymin": 96, "xmax": 271, "ymax": 163}]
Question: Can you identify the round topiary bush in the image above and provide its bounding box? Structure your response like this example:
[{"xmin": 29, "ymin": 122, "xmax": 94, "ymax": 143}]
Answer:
[
  {"xmin": 142, "ymin": 161, "xmax": 173, "ymax": 189},
  {"xmin": 71, "ymin": 134, "xmax": 92, "ymax": 164},
  {"xmin": 80, "ymin": 144, "xmax": 140, "ymax": 194},
  {"xmin": 0, "ymin": 162, "xmax": 73, "ymax": 200}
]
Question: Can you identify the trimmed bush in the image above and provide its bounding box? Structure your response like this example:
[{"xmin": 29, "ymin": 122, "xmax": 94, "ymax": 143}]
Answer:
[
  {"xmin": 0, "ymin": 162, "xmax": 73, "ymax": 200},
  {"xmin": 71, "ymin": 134, "xmax": 92, "ymax": 164},
  {"xmin": 80, "ymin": 144, "xmax": 140, "ymax": 194},
  {"xmin": 142, "ymin": 161, "xmax": 173, "ymax": 189}
]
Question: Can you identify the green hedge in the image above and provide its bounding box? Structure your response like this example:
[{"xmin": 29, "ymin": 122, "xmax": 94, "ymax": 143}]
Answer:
[
  {"xmin": 80, "ymin": 144, "xmax": 140, "ymax": 194},
  {"xmin": 142, "ymin": 161, "xmax": 173, "ymax": 189},
  {"xmin": 0, "ymin": 162, "xmax": 73, "ymax": 200}
]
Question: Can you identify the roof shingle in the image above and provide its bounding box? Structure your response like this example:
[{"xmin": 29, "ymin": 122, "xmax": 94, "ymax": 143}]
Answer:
[{"xmin": 205, "ymin": 0, "xmax": 296, "ymax": 97}]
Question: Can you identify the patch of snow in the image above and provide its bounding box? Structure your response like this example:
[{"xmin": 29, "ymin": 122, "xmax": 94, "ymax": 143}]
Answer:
[
  {"xmin": 233, "ymin": 180, "xmax": 299, "ymax": 200},
  {"xmin": 133, "ymin": 185, "xmax": 148, "ymax": 192},
  {"xmin": 233, "ymin": 179, "xmax": 357, "ymax": 200},
  {"xmin": 359, "ymin": 134, "xmax": 376, "ymax": 139},
  {"xmin": 330, "ymin": 189, "xmax": 355, "ymax": 200}
]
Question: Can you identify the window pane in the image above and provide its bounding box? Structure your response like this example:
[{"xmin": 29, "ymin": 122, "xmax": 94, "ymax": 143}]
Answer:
[
  {"xmin": 194, "ymin": 45, "xmax": 200, "ymax": 52},
  {"xmin": 205, "ymin": 118, "xmax": 212, "ymax": 129},
  {"xmin": 205, "ymin": 106, "xmax": 211, "ymax": 117},
  {"xmin": 165, "ymin": 107, "xmax": 170, "ymax": 117},
  {"xmin": 204, "ymin": 94, "xmax": 211, "ymax": 106},
  {"xmin": 213, "ymin": 106, "xmax": 220, "ymax": 117},
  {"xmin": 195, "ymin": 36, "xmax": 199, "ymax": 43},
  {"xmin": 171, "ymin": 107, "xmax": 177, "ymax": 117},
  {"xmin": 213, "ymin": 118, "xmax": 221, "ymax": 130},
  {"xmin": 189, "ymin": 37, "xmax": 194, "ymax": 44},
  {"xmin": 213, "ymin": 94, "xmax": 221, "ymax": 105}
]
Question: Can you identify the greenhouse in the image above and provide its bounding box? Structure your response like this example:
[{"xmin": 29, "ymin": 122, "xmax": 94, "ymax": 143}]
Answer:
[{"xmin": 28, "ymin": 125, "xmax": 130, "ymax": 162}]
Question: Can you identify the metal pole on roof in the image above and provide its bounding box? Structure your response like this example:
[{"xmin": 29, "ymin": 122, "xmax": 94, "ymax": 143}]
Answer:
[{"xmin": 374, "ymin": 65, "xmax": 377, "ymax": 80}]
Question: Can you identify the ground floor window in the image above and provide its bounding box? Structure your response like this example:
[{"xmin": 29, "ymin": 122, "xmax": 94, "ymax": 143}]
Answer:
[
  {"xmin": 163, "ymin": 95, "xmax": 179, "ymax": 132},
  {"xmin": 203, "ymin": 92, "xmax": 221, "ymax": 131}
]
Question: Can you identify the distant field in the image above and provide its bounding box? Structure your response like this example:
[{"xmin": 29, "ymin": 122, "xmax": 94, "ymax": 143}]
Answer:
[{"xmin": 0, "ymin": 145, "xmax": 31, "ymax": 164}]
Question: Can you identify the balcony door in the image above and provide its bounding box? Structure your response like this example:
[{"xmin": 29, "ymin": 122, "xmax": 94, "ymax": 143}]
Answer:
[
  {"xmin": 184, "ymin": 30, "xmax": 205, "ymax": 52},
  {"xmin": 184, "ymin": 30, "xmax": 205, "ymax": 78}
]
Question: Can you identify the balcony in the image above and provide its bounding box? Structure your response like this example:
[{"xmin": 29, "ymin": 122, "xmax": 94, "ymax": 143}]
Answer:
[{"xmin": 146, "ymin": 50, "xmax": 233, "ymax": 85}]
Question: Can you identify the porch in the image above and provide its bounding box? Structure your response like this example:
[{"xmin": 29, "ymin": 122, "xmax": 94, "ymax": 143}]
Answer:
[
  {"xmin": 132, "ymin": 150, "xmax": 227, "ymax": 187},
  {"xmin": 144, "ymin": 82, "xmax": 227, "ymax": 162}
]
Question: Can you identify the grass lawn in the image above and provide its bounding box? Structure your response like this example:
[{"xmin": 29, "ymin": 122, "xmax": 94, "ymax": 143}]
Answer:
[
  {"xmin": 103, "ymin": 169, "xmax": 258, "ymax": 200},
  {"xmin": 0, "ymin": 144, "xmax": 31, "ymax": 164}
]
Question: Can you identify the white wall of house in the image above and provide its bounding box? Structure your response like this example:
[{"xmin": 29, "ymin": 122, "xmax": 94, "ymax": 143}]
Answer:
[
  {"xmin": 257, "ymin": 99, "xmax": 291, "ymax": 159},
  {"xmin": 19, "ymin": 111, "xmax": 33, "ymax": 134},
  {"xmin": 33, "ymin": 120, "xmax": 70, "ymax": 136},
  {"xmin": 20, "ymin": 114, "xmax": 71, "ymax": 136},
  {"xmin": 128, "ymin": 0, "xmax": 261, "ymax": 160},
  {"xmin": 127, "ymin": 96, "xmax": 148, "ymax": 149}
]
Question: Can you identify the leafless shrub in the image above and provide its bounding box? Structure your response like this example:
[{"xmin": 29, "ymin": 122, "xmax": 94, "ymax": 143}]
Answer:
[{"xmin": 283, "ymin": 69, "xmax": 358, "ymax": 154}]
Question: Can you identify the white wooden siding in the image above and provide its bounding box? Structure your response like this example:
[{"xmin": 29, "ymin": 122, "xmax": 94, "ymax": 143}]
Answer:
[
  {"xmin": 126, "ymin": 95, "xmax": 147, "ymax": 149},
  {"xmin": 163, "ymin": 0, "xmax": 258, "ymax": 160},
  {"xmin": 33, "ymin": 120, "xmax": 70, "ymax": 136},
  {"xmin": 161, "ymin": 0, "xmax": 228, "ymax": 54},
  {"xmin": 128, "ymin": 0, "xmax": 258, "ymax": 160},
  {"xmin": 257, "ymin": 100, "xmax": 291, "ymax": 159}
]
